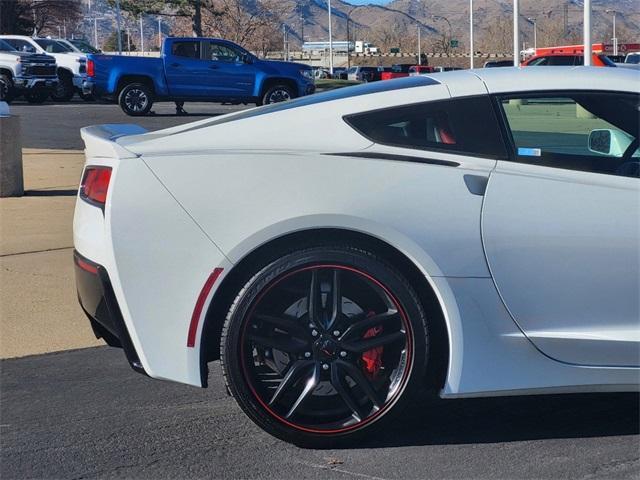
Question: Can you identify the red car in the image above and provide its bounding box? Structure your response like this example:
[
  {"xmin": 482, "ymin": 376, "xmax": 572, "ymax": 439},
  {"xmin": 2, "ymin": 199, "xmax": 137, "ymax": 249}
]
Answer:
[
  {"xmin": 380, "ymin": 64, "xmax": 415, "ymax": 80},
  {"xmin": 523, "ymin": 44, "xmax": 616, "ymax": 67}
]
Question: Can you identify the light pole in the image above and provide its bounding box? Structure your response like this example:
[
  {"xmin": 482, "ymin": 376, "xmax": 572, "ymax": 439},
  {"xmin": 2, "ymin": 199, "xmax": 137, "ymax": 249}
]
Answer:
[
  {"xmin": 115, "ymin": 0, "xmax": 123, "ymax": 54},
  {"xmin": 469, "ymin": 0, "xmax": 474, "ymax": 68},
  {"xmin": 139, "ymin": 14, "xmax": 145, "ymax": 55},
  {"xmin": 606, "ymin": 9, "xmax": 617, "ymax": 56},
  {"xmin": 513, "ymin": 0, "xmax": 520, "ymax": 66},
  {"xmin": 127, "ymin": 27, "xmax": 131, "ymax": 52},
  {"xmin": 527, "ymin": 17, "xmax": 537, "ymax": 49},
  {"xmin": 417, "ymin": 24, "xmax": 421, "ymax": 65},
  {"xmin": 327, "ymin": 0, "xmax": 334, "ymax": 75},
  {"xmin": 157, "ymin": 17, "xmax": 162, "ymax": 51},
  {"xmin": 94, "ymin": 17, "xmax": 99, "ymax": 49},
  {"xmin": 584, "ymin": 0, "xmax": 591, "ymax": 66},
  {"xmin": 346, "ymin": 6, "xmax": 358, "ymax": 70}
]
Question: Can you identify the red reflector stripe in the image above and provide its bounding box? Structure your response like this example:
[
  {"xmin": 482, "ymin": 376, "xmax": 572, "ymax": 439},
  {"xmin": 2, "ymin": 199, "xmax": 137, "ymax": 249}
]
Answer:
[
  {"xmin": 74, "ymin": 253, "xmax": 99, "ymax": 274},
  {"xmin": 187, "ymin": 268, "xmax": 224, "ymax": 348}
]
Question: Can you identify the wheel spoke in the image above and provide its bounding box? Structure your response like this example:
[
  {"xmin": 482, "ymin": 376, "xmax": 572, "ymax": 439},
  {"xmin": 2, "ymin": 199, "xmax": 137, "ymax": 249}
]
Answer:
[
  {"xmin": 340, "ymin": 310, "xmax": 399, "ymax": 341},
  {"xmin": 336, "ymin": 359, "xmax": 383, "ymax": 409},
  {"xmin": 247, "ymin": 333, "xmax": 309, "ymax": 353},
  {"xmin": 254, "ymin": 313, "xmax": 309, "ymax": 338},
  {"xmin": 308, "ymin": 269, "xmax": 322, "ymax": 328},
  {"xmin": 285, "ymin": 363, "xmax": 320, "ymax": 419},
  {"xmin": 343, "ymin": 330, "xmax": 406, "ymax": 353},
  {"xmin": 269, "ymin": 360, "xmax": 314, "ymax": 406},
  {"xmin": 327, "ymin": 269, "xmax": 342, "ymax": 330},
  {"xmin": 330, "ymin": 362, "xmax": 365, "ymax": 421}
]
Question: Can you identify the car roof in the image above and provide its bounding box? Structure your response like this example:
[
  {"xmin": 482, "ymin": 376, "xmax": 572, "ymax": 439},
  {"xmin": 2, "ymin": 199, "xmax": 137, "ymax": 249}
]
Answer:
[{"xmin": 428, "ymin": 67, "xmax": 639, "ymax": 96}]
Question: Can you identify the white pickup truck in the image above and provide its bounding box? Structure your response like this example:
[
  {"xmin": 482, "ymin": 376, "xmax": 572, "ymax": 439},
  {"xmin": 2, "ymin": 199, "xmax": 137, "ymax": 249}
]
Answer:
[
  {"xmin": 0, "ymin": 35, "xmax": 93, "ymax": 101},
  {"xmin": 0, "ymin": 38, "xmax": 58, "ymax": 103}
]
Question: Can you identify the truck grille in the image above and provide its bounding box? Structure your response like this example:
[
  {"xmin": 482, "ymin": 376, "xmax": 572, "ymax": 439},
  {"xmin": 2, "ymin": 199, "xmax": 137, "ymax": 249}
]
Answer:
[{"xmin": 23, "ymin": 65, "xmax": 57, "ymax": 77}]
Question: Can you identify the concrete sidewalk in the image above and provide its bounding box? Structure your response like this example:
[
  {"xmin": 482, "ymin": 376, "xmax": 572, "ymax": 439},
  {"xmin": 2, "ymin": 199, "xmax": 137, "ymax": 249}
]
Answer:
[{"xmin": 0, "ymin": 149, "xmax": 103, "ymax": 358}]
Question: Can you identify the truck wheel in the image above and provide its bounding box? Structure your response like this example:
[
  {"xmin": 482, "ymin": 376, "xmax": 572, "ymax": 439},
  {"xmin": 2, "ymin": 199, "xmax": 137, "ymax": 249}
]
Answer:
[
  {"xmin": 260, "ymin": 84, "xmax": 295, "ymax": 106},
  {"xmin": 118, "ymin": 83, "xmax": 154, "ymax": 116},
  {"xmin": 25, "ymin": 89, "xmax": 50, "ymax": 104},
  {"xmin": 0, "ymin": 74, "xmax": 14, "ymax": 103},
  {"xmin": 51, "ymin": 72, "xmax": 75, "ymax": 102}
]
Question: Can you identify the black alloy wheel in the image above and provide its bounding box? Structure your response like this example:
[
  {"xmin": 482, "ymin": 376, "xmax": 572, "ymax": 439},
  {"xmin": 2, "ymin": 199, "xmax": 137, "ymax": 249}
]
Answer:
[
  {"xmin": 221, "ymin": 245, "xmax": 428, "ymax": 447},
  {"xmin": 118, "ymin": 83, "xmax": 154, "ymax": 116}
]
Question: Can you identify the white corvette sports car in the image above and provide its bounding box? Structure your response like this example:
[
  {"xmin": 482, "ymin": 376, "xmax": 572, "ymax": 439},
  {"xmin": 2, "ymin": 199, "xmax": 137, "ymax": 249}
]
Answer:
[{"xmin": 73, "ymin": 67, "xmax": 639, "ymax": 446}]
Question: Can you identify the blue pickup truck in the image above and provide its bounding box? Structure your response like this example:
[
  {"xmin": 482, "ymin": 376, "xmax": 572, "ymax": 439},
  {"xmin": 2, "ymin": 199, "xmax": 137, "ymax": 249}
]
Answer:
[{"xmin": 88, "ymin": 37, "xmax": 315, "ymax": 116}]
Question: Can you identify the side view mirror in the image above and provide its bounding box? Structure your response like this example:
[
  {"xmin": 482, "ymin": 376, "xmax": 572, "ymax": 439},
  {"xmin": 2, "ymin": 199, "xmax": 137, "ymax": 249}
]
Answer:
[{"xmin": 588, "ymin": 129, "xmax": 633, "ymax": 156}]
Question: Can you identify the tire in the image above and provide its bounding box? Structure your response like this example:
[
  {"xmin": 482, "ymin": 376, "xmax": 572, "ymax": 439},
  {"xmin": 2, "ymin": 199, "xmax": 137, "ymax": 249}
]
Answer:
[
  {"xmin": 221, "ymin": 245, "xmax": 428, "ymax": 448},
  {"xmin": 50, "ymin": 72, "xmax": 74, "ymax": 102},
  {"xmin": 79, "ymin": 91, "xmax": 95, "ymax": 101},
  {"xmin": 118, "ymin": 83, "xmax": 154, "ymax": 116},
  {"xmin": 259, "ymin": 84, "xmax": 295, "ymax": 106},
  {"xmin": 0, "ymin": 73, "xmax": 14, "ymax": 103},
  {"xmin": 24, "ymin": 89, "xmax": 50, "ymax": 104}
]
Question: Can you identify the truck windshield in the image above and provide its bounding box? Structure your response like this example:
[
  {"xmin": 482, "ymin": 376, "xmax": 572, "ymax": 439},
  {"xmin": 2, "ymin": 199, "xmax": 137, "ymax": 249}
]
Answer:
[
  {"xmin": 0, "ymin": 39, "xmax": 16, "ymax": 52},
  {"xmin": 70, "ymin": 40, "xmax": 100, "ymax": 54},
  {"xmin": 35, "ymin": 39, "xmax": 73, "ymax": 53}
]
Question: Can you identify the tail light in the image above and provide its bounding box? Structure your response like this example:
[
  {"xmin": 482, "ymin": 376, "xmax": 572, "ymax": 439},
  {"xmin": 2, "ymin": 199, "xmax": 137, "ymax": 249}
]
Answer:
[
  {"xmin": 80, "ymin": 166, "xmax": 111, "ymax": 208},
  {"xmin": 87, "ymin": 59, "xmax": 95, "ymax": 77}
]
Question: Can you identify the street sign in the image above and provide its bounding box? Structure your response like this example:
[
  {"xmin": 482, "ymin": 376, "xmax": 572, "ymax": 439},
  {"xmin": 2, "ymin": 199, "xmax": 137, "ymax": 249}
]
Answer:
[{"xmin": 450, "ymin": 39, "xmax": 459, "ymax": 48}]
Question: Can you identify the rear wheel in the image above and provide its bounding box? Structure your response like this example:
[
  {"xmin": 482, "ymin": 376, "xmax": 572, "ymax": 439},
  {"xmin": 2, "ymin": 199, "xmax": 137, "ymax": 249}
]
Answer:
[
  {"xmin": 118, "ymin": 83, "xmax": 154, "ymax": 116},
  {"xmin": 221, "ymin": 245, "xmax": 428, "ymax": 447}
]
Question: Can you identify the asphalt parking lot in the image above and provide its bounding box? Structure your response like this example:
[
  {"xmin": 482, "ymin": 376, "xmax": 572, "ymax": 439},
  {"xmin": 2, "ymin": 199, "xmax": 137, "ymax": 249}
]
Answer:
[
  {"xmin": 2, "ymin": 347, "xmax": 639, "ymax": 479},
  {"xmin": 10, "ymin": 99, "xmax": 248, "ymax": 149},
  {"xmin": 1, "ymin": 99, "xmax": 639, "ymax": 480}
]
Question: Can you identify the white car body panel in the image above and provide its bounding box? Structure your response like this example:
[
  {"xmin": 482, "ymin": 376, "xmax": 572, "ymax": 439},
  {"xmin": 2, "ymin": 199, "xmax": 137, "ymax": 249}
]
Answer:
[
  {"xmin": 483, "ymin": 163, "xmax": 640, "ymax": 367},
  {"xmin": 73, "ymin": 68, "xmax": 640, "ymax": 395}
]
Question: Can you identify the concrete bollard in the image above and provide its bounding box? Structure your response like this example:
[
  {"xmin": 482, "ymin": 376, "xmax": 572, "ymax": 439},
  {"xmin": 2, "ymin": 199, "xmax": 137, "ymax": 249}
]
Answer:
[{"xmin": 0, "ymin": 105, "xmax": 24, "ymax": 198}]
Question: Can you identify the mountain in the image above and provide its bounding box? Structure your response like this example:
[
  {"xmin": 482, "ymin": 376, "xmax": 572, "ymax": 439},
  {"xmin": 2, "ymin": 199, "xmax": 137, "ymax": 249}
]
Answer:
[{"xmin": 79, "ymin": 0, "xmax": 639, "ymax": 53}]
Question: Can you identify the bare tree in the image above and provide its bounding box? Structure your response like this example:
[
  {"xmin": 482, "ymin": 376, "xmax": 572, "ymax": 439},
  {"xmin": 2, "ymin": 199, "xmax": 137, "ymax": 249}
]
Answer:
[
  {"xmin": 0, "ymin": 0, "xmax": 81, "ymax": 36},
  {"xmin": 477, "ymin": 16, "xmax": 512, "ymax": 53},
  {"xmin": 201, "ymin": 0, "xmax": 283, "ymax": 46}
]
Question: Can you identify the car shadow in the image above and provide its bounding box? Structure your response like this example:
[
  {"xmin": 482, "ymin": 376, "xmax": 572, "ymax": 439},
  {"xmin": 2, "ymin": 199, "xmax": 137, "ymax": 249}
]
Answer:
[
  {"xmin": 350, "ymin": 392, "xmax": 639, "ymax": 449},
  {"xmin": 147, "ymin": 112, "xmax": 214, "ymax": 118}
]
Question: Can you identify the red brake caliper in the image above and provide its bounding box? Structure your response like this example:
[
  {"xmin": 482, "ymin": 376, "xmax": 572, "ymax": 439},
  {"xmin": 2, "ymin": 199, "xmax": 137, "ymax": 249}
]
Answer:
[{"xmin": 361, "ymin": 311, "xmax": 383, "ymax": 378}]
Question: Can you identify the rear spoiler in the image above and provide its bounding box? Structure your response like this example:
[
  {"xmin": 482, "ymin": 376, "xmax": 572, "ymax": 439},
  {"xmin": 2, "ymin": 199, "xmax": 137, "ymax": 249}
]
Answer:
[{"xmin": 80, "ymin": 124, "xmax": 148, "ymax": 159}]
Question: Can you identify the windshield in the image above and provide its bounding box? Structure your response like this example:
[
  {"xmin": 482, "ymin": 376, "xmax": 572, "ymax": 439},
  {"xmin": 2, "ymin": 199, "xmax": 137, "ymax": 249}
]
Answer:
[
  {"xmin": 0, "ymin": 39, "xmax": 16, "ymax": 52},
  {"xmin": 35, "ymin": 39, "xmax": 73, "ymax": 53},
  {"xmin": 626, "ymin": 54, "xmax": 640, "ymax": 64},
  {"xmin": 598, "ymin": 55, "xmax": 617, "ymax": 67},
  {"xmin": 70, "ymin": 40, "xmax": 100, "ymax": 54}
]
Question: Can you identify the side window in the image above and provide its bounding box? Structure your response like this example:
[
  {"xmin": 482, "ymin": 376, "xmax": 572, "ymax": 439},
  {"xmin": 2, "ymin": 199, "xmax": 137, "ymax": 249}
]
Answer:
[
  {"xmin": 528, "ymin": 57, "xmax": 549, "ymax": 66},
  {"xmin": 209, "ymin": 42, "xmax": 242, "ymax": 62},
  {"xmin": 499, "ymin": 92, "xmax": 639, "ymax": 177},
  {"xmin": 547, "ymin": 56, "xmax": 577, "ymax": 66},
  {"xmin": 345, "ymin": 96, "xmax": 507, "ymax": 159},
  {"xmin": 171, "ymin": 41, "xmax": 201, "ymax": 59},
  {"xmin": 6, "ymin": 39, "xmax": 36, "ymax": 53}
]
